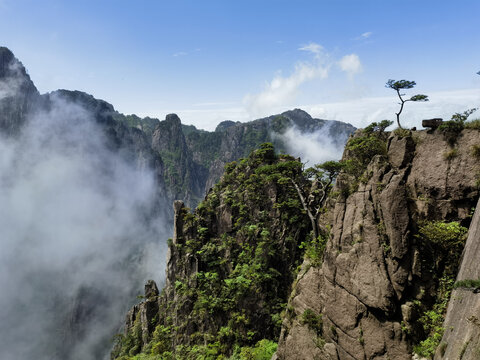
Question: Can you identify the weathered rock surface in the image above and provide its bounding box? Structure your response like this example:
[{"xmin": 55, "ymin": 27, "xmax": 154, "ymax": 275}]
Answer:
[
  {"xmin": 113, "ymin": 146, "xmax": 315, "ymax": 358},
  {"xmin": 276, "ymin": 130, "xmax": 480, "ymax": 360},
  {"xmin": 435, "ymin": 197, "xmax": 480, "ymax": 360},
  {"xmin": 0, "ymin": 46, "xmax": 40, "ymax": 134}
]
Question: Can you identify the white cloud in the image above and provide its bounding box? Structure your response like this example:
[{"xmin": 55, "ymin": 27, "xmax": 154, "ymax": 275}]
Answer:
[
  {"xmin": 191, "ymin": 101, "xmax": 236, "ymax": 107},
  {"xmin": 150, "ymin": 88, "xmax": 480, "ymax": 133},
  {"xmin": 298, "ymin": 42, "xmax": 323, "ymax": 57},
  {"xmin": 303, "ymin": 88, "xmax": 480, "ymax": 129},
  {"xmin": 0, "ymin": 95, "xmax": 168, "ymax": 359},
  {"xmin": 173, "ymin": 51, "xmax": 187, "ymax": 57},
  {"xmin": 243, "ymin": 61, "xmax": 329, "ymax": 118},
  {"xmin": 272, "ymin": 122, "xmax": 349, "ymax": 165},
  {"xmin": 243, "ymin": 45, "xmax": 367, "ymax": 118},
  {"xmin": 338, "ymin": 54, "xmax": 362, "ymax": 76},
  {"xmin": 361, "ymin": 31, "xmax": 372, "ymax": 39}
]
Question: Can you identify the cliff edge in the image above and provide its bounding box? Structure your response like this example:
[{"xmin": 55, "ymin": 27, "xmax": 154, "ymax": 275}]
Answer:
[{"xmin": 276, "ymin": 128, "xmax": 479, "ymax": 360}]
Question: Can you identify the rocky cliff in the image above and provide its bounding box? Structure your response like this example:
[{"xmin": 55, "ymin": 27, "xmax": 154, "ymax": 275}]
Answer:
[
  {"xmin": 275, "ymin": 128, "xmax": 480, "ymax": 359},
  {"xmin": 152, "ymin": 109, "xmax": 355, "ymax": 208},
  {"xmin": 112, "ymin": 143, "xmax": 314, "ymax": 359},
  {"xmin": 436, "ymin": 196, "xmax": 480, "ymax": 359},
  {"xmin": 0, "ymin": 46, "xmax": 40, "ymax": 134},
  {"xmin": 114, "ymin": 125, "xmax": 480, "ymax": 360}
]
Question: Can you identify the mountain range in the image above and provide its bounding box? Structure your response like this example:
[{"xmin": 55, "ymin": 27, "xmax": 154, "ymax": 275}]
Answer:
[{"xmin": 0, "ymin": 46, "xmax": 355, "ymax": 360}]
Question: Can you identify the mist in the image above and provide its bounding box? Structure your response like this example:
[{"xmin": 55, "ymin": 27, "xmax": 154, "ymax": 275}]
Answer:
[
  {"xmin": 0, "ymin": 94, "xmax": 168, "ymax": 360},
  {"xmin": 273, "ymin": 122, "xmax": 350, "ymax": 165}
]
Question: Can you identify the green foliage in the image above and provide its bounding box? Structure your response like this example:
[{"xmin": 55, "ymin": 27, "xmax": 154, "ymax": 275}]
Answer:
[
  {"xmin": 184, "ymin": 129, "xmax": 222, "ymax": 168},
  {"xmin": 112, "ymin": 316, "xmax": 144, "ymax": 358},
  {"xmin": 414, "ymin": 328, "xmax": 444, "ymax": 359},
  {"xmin": 385, "ymin": 79, "xmax": 429, "ymax": 128},
  {"xmin": 364, "ymin": 120, "xmax": 393, "ymax": 133},
  {"xmin": 230, "ymin": 339, "xmax": 278, "ymax": 360},
  {"xmin": 300, "ymin": 234, "xmax": 328, "ymax": 266},
  {"xmin": 119, "ymin": 143, "xmax": 312, "ymax": 359},
  {"xmin": 113, "ymin": 113, "xmax": 159, "ymax": 138},
  {"xmin": 439, "ymin": 108, "xmax": 477, "ymax": 145},
  {"xmin": 454, "ymin": 278, "xmax": 480, "ymax": 290},
  {"xmin": 417, "ymin": 221, "xmax": 467, "ymax": 248},
  {"xmin": 358, "ymin": 328, "xmax": 365, "ymax": 346},
  {"xmin": 413, "ymin": 276, "xmax": 454, "ymax": 359},
  {"xmin": 416, "ymin": 220, "xmax": 467, "ymax": 279},
  {"xmin": 151, "ymin": 325, "xmax": 173, "ymax": 355},
  {"xmin": 346, "ymin": 134, "xmax": 387, "ymax": 167},
  {"xmin": 339, "ymin": 123, "xmax": 389, "ymax": 195},
  {"xmin": 465, "ymin": 118, "xmax": 480, "ymax": 130},
  {"xmin": 450, "ymin": 108, "xmax": 477, "ymax": 123},
  {"xmin": 316, "ymin": 160, "xmax": 345, "ymax": 178},
  {"xmin": 393, "ymin": 127, "xmax": 411, "ymax": 138},
  {"xmin": 412, "ymin": 220, "xmax": 469, "ymax": 358},
  {"xmin": 385, "ymin": 79, "xmax": 416, "ymax": 90},
  {"xmin": 301, "ymin": 309, "xmax": 323, "ymax": 335}
]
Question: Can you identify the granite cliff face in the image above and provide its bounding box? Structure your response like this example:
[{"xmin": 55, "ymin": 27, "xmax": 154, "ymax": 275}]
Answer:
[
  {"xmin": 113, "ymin": 144, "xmax": 313, "ymax": 358},
  {"xmin": 114, "ymin": 126, "xmax": 480, "ymax": 360},
  {"xmin": 0, "ymin": 46, "xmax": 40, "ymax": 134},
  {"xmin": 437, "ymin": 197, "xmax": 480, "ymax": 359},
  {"xmin": 275, "ymin": 129, "xmax": 480, "ymax": 359}
]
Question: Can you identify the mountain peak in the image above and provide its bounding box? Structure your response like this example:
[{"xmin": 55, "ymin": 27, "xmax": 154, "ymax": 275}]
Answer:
[
  {"xmin": 0, "ymin": 47, "xmax": 29, "ymax": 81},
  {"xmin": 281, "ymin": 108, "xmax": 312, "ymax": 121},
  {"xmin": 215, "ymin": 120, "xmax": 237, "ymax": 132},
  {"xmin": 165, "ymin": 113, "xmax": 181, "ymax": 125}
]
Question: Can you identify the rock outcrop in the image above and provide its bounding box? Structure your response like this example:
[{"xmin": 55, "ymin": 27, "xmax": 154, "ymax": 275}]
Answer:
[
  {"xmin": 0, "ymin": 46, "xmax": 40, "ymax": 134},
  {"xmin": 436, "ymin": 197, "xmax": 480, "ymax": 359},
  {"xmin": 112, "ymin": 144, "xmax": 314, "ymax": 359},
  {"xmin": 276, "ymin": 129, "xmax": 480, "ymax": 360}
]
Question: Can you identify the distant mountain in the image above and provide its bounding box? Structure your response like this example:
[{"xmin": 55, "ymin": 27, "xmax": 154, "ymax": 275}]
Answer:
[
  {"xmin": 0, "ymin": 46, "xmax": 355, "ymax": 360},
  {"xmin": 0, "ymin": 46, "xmax": 355, "ymax": 210}
]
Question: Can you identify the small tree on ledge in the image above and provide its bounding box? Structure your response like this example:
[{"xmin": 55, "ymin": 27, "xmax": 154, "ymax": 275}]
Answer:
[{"xmin": 386, "ymin": 79, "xmax": 429, "ymax": 129}]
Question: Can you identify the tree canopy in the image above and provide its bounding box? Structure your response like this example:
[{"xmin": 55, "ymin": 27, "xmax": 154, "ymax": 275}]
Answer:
[{"xmin": 385, "ymin": 79, "xmax": 429, "ymax": 128}]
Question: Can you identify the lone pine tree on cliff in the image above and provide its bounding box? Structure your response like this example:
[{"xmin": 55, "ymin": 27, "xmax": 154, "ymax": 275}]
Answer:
[{"xmin": 386, "ymin": 79, "xmax": 429, "ymax": 129}]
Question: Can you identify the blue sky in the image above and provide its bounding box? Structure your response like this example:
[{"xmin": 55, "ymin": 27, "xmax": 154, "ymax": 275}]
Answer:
[{"xmin": 1, "ymin": 0, "xmax": 479, "ymax": 130}]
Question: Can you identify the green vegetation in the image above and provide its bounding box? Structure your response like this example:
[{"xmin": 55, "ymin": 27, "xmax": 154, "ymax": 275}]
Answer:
[
  {"xmin": 339, "ymin": 121, "xmax": 391, "ymax": 195},
  {"xmin": 465, "ymin": 118, "xmax": 480, "ymax": 130},
  {"xmin": 413, "ymin": 278, "xmax": 451, "ymax": 359},
  {"xmin": 301, "ymin": 309, "xmax": 323, "ymax": 335},
  {"xmin": 393, "ymin": 127, "xmax": 411, "ymax": 138},
  {"xmin": 184, "ymin": 129, "xmax": 222, "ymax": 168},
  {"xmin": 113, "ymin": 113, "xmax": 159, "ymax": 138},
  {"xmin": 114, "ymin": 143, "xmax": 323, "ymax": 359},
  {"xmin": 439, "ymin": 108, "xmax": 477, "ymax": 146},
  {"xmin": 454, "ymin": 278, "xmax": 480, "ymax": 290},
  {"xmin": 385, "ymin": 79, "xmax": 428, "ymax": 128},
  {"xmin": 413, "ymin": 221, "xmax": 468, "ymax": 359},
  {"xmin": 300, "ymin": 234, "xmax": 328, "ymax": 267}
]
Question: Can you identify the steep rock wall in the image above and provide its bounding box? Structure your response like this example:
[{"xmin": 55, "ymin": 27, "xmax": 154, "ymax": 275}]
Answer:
[
  {"xmin": 112, "ymin": 145, "xmax": 314, "ymax": 359},
  {"xmin": 436, "ymin": 197, "xmax": 480, "ymax": 359},
  {"xmin": 276, "ymin": 129, "xmax": 480, "ymax": 360}
]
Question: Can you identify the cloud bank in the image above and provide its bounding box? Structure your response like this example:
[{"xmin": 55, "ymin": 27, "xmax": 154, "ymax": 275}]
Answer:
[
  {"xmin": 273, "ymin": 122, "xmax": 349, "ymax": 165},
  {"xmin": 0, "ymin": 94, "xmax": 167, "ymax": 360}
]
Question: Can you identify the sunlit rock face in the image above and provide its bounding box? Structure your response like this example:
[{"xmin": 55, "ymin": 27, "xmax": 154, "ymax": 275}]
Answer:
[{"xmin": 276, "ymin": 129, "xmax": 479, "ymax": 360}]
